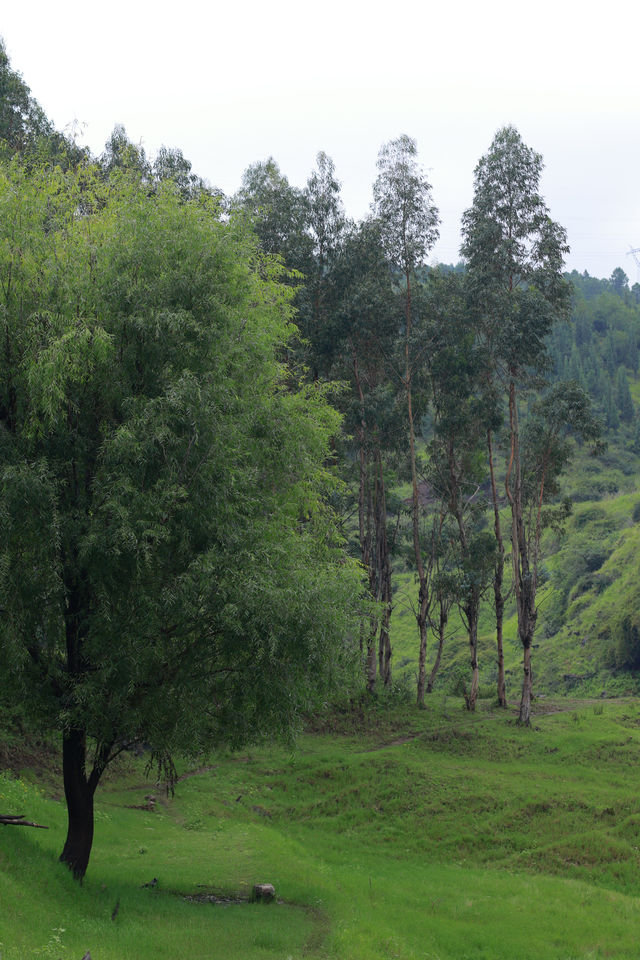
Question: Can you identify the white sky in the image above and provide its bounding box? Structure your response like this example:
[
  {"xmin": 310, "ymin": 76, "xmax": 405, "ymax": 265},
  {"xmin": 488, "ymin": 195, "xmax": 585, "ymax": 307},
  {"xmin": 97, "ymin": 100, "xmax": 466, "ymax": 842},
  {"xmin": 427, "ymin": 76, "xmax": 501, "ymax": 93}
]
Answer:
[{"xmin": 3, "ymin": 0, "xmax": 639, "ymax": 280}]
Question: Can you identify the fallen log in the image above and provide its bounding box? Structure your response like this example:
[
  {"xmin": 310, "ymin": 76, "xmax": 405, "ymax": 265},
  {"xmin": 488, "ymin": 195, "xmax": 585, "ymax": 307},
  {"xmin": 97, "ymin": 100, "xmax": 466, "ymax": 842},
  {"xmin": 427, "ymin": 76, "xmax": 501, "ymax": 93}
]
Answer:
[{"xmin": 0, "ymin": 814, "xmax": 48, "ymax": 829}]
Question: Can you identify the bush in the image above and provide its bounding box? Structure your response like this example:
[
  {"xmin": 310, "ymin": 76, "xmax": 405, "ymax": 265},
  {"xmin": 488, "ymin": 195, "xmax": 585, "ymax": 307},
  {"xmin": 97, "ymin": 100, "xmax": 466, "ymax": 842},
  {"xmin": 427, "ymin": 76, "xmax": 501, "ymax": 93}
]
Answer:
[{"xmin": 615, "ymin": 613, "xmax": 640, "ymax": 670}]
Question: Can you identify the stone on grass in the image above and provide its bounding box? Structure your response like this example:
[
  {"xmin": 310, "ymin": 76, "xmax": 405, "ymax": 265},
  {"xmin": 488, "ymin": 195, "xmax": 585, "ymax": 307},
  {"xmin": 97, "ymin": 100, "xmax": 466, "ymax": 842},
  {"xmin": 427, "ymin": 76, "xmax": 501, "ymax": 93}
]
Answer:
[{"xmin": 252, "ymin": 883, "xmax": 276, "ymax": 903}]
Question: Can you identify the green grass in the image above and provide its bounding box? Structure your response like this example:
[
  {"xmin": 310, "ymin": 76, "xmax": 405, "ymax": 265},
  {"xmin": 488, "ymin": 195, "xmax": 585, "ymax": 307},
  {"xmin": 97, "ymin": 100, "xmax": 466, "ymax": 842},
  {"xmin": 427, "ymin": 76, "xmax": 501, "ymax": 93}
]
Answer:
[{"xmin": 5, "ymin": 699, "xmax": 640, "ymax": 958}]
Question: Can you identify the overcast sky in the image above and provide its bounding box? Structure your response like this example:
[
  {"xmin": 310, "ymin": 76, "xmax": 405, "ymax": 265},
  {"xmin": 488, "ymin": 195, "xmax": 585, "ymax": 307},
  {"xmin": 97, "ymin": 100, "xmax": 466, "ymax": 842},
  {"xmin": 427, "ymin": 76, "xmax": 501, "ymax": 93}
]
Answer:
[{"xmin": 3, "ymin": 0, "xmax": 639, "ymax": 280}]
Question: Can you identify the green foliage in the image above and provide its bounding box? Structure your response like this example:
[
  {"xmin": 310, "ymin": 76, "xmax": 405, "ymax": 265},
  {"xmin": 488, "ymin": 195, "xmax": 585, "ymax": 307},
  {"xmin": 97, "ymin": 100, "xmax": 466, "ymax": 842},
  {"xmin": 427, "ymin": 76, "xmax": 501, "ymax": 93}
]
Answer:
[
  {"xmin": 461, "ymin": 124, "xmax": 571, "ymax": 369},
  {"xmin": 372, "ymin": 133, "xmax": 440, "ymax": 274},
  {"xmin": 0, "ymin": 37, "xmax": 84, "ymax": 166},
  {"xmin": 152, "ymin": 144, "xmax": 209, "ymax": 200},
  {"xmin": 232, "ymin": 157, "xmax": 312, "ymax": 274},
  {"xmin": 100, "ymin": 123, "xmax": 150, "ymax": 178},
  {"xmin": 0, "ymin": 158, "xmax": 363, "ymax": 875},
  {"xmin": 549, "ymin": 271, "xmax": 640, "ymax": 430}
]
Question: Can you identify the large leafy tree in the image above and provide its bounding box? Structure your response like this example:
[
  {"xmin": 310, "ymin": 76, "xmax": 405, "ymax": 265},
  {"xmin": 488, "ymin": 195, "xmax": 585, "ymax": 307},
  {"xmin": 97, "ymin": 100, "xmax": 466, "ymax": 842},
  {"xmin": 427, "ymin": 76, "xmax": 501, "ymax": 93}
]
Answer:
[{"xmin": 0, "ymin": 161, "xmax": 362, "ymax": 879}]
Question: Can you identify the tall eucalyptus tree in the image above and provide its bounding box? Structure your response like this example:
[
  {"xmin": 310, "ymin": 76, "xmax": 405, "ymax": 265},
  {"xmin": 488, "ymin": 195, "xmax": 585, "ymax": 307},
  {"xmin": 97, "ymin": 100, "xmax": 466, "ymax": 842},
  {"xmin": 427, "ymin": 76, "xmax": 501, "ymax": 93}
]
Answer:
[
  {"xmin": 326, "ymin": 219, "xmax": 400, "ymax": 688},
  {"xmin": 426, "ymin": 271, "xmax": 497, "ymax": 709},
  {"xmin": 372, "ymin": 135, "xmax": 439, "ymax": 691},
  {"xmin": 461, "ymin": 125, "xmax": 574, "ymax": 722}
]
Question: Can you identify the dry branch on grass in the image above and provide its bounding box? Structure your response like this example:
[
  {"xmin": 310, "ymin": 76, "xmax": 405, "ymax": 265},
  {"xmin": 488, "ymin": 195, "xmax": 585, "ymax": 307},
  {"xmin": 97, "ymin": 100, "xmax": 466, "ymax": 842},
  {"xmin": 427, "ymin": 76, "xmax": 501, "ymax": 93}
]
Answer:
[{"xmin": 0, "ymin": 813, "xmax": 48, "ymax": 828}]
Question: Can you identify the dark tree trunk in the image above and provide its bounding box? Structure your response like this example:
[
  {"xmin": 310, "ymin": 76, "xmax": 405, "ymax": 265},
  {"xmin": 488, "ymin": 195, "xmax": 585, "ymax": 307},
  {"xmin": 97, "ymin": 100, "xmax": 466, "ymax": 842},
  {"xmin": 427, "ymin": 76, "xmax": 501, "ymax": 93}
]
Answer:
[
  {"xmin": 506, "ymin": 379, "xmax": 538, "ymax": 725},
  {"xmin": 378, "ymin": 617, "xmax": 392, "ymax": 687},
  {"xmin": 465, "ymin": 599, "xmax": 480, "ymax": 712},
  {"xmin": 366, "ymin": 613, "xmax": 378, "ymax": 694},
  {"xmin": 495, "ymin": 596, "xmax": 506, "ymax": 708},
  {"xmin": 375, "ymin": 447, "xmax": 393, "ymax": 687},
  {"xmin": 426, "ymin": 604, "xmax": 447, "ymax": 694},
  {"xmin": 516, "ymin": 590, "xmax": 537, "ymax": 724},
  {"xmin": 416, "ymin": 582, "xmax": 430, "ymax": 707},
  {"xmin": 519, "ymin": 643, "xmax": 533, "ymax": 725},
  {"xmin": 416, "ymin": 617, "xmax": 427, "ymax": 706},
  {"xmin": 487, "ymin": 429, "xmax": 507, "ymax": 707},
  {"xmin": 59, "ymin": 729, "xmax": 96, "ymax": 881}
]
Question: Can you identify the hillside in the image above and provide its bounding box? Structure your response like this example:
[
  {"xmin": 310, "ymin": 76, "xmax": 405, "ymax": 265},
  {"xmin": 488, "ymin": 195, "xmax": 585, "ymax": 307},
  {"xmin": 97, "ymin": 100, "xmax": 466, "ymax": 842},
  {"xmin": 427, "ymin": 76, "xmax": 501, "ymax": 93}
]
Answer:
[{"xmin": 3, "ymin": 699, "xmax": 640, "ymax": 959}]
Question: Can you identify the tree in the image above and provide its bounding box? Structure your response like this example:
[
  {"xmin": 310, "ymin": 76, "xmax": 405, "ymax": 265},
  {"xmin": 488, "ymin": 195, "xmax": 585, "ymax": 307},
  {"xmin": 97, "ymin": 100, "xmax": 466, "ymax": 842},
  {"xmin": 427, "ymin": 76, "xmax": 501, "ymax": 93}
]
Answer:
[
  {"xmin": 461, "ymin": 125, "xmax": 573, "ymax": 723},
  {"xmin": 516, "ymin": 379, "xmax": 602, "ymax": 670},
  {"xmin": 0, "ymin": 38, "xmax": 85, "ymax": 167},
  {"xmin": 372, "ymin": 135, "xmax": 439, "ymax": 691},
  {"xmin": 426, "ymin": 271, "xmax": 496, "ymax": 709},
  {"xmin": 232, "ymin": 157, "xmax": 311, "ymax": 273},
  {"xmin": 300, "ymin": 152, "xmax": 349, "ymax": 378},
  {"xmin": 0, "ymin": 37, "xmax": 53, "ymax": 153},
  {"xmin": 100, "ymin": 123, "xmax": 151, "ymax": 179},
  {"xmin": 327, "ymin": 219, "xmax": 402, "ymax": 689},
  {"xmin": 609, "ymin": 267, "xmax": 629, "ymax": 296},
  {"xmin": 0, "ymin": 160, "xmax": 362, "ymax": 879},
  {"xmin": 153, "ymin": 144, "xmax": 209, "ymax": 200},
  {"xmin": 424, "ymin": 521, "xmax": 457, "ymax": 695},
  {"xmin": 615, "ymin": 365, "xmax": 634, "ymax": 423}
]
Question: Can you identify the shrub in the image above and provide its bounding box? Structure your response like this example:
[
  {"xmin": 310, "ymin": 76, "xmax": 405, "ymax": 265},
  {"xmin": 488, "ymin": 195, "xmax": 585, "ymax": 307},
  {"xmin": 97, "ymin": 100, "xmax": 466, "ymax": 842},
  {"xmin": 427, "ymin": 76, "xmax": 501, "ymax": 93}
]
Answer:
[{"xmin": 615, "ymin": 613, "xmax": 640, "ymax": 670}]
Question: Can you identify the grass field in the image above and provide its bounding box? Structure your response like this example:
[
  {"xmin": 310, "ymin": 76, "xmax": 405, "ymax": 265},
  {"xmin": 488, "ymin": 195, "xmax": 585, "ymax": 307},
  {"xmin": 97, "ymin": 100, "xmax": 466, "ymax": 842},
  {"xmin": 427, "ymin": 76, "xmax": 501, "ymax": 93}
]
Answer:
[{"xmin": 3, "ymin": 696, "xmax": 640, "ymax": 959}]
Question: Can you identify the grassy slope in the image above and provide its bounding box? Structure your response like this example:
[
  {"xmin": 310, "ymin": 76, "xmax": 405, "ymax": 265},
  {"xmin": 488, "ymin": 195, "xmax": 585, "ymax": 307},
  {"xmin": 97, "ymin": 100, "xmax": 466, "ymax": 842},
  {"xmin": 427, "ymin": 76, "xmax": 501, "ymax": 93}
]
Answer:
[
  {"xmin": 4, "ymin": 698, "xmax": 640, "ymax": 959},
  {"xmin": 389, "ymin": 422, "xmax": 640, "ymax": 701}
]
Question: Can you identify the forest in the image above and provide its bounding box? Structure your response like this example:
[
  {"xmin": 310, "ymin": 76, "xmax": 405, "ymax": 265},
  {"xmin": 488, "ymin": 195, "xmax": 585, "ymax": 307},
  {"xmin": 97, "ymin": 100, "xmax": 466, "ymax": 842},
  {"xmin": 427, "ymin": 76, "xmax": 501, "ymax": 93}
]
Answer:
[{"xmin": 3, "ymin": 37, "xmax": 640, "ymax": 960}]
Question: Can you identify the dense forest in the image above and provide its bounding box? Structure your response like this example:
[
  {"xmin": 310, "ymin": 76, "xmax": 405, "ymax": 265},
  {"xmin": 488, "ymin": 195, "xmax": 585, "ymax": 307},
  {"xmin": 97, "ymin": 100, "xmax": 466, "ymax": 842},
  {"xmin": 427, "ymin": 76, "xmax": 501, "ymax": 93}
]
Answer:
[{"xmin": 2, "ymin": 37, "xmax": 640, "ymax": 890}]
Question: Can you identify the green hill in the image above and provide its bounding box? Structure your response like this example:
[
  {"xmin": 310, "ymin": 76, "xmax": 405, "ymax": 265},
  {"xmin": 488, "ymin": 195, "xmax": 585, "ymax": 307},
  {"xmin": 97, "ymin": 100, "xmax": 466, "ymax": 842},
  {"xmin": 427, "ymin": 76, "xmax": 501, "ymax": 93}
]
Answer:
[{"xmin": 4, "ymin": 699, "xmax": 640, "ymax": 959}]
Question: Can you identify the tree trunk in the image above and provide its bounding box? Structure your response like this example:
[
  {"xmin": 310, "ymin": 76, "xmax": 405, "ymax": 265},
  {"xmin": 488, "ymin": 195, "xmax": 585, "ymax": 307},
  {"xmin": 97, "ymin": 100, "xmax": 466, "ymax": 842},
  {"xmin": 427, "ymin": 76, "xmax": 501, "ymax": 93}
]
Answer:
[
  {"xmin": 465, "ymin": 601, "xmax": 480, "ymax": 712},
  {"xmin": 426, "ymin": 605, "xmax": 447, "ymax": 694},
  {"xmin": 416, "ymin": 588, "xmax": 429, "ymax": 707},
  {"xmin": 375, "ymin": 446, "xmax": 393, "ymax": 687},
  {"xmin": 487, "ymin": 429, "xmax": 507, "ymax": 707},
  {"xmin": 496, "ymin": 604, "xmax": 506, "ymax": 707},
  {"xmin": 353, "ymin": 346, "xmax": 379, "ymax": 693},
  {"xmin": 379, "ymin": 618, "xmax": 392, "ymax": 687},
  {"xmin": 506, "ymin": 380, "xmax": 538, "ymax": 725},
  {"xmin": 518, "ymin": 643, "xmax": 533, "ymax": 725},
  {"xmin": 366, "ymin": 620, "xmax": 378, "ymax": 694},
  {"xmin": 366, "ymin": 472, "xmax": 379, "ymax": 694},
  {"xmin": 59, "ymin": 728, "xmax": 96, "ymax": 881},
  {"xmin": 404, "ymin": 269, "xmax": 430, "ymax": 703}
]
